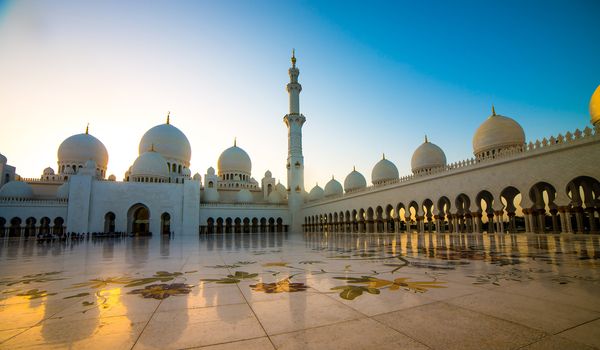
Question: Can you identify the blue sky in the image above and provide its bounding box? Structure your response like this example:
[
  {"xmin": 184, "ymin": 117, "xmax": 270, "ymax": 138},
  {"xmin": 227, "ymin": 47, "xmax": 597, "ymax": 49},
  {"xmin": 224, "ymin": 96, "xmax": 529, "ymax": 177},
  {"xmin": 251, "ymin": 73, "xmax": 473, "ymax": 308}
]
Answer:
[{"xmin": 0, "ymin": 0, "xmax": 598, "ymax": 187}]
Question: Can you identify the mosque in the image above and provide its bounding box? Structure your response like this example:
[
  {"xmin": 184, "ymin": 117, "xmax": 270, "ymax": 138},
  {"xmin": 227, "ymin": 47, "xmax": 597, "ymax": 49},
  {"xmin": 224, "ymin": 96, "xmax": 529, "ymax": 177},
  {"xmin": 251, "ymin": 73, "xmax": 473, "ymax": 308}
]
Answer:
[{"xmin": 0, "ymin": 54, "xmax": 599, "ymax": 237}]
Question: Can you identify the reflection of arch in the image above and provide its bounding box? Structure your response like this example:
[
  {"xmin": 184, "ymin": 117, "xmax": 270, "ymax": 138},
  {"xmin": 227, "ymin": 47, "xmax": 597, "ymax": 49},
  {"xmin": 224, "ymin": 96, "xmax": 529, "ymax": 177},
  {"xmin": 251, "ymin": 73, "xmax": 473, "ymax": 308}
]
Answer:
[
  {"xmin": 243, "ymin": 217, "xmax": 250, "ymax": 233},
  {"xmin": 128, "ymin": 203, "xmax": 150, "ymax": 235},
  {"xmin": 251, "ymin": 217, "xmax": 258, "ymax": 233},
  {"xmin": 161, "ymin": 212, "xmax": 171, "ymax": 235},
  {"xmin": 234, "ymin": 217, "xmax": 242, "ymax": 233},
  {"xmin": 104, "ymin": 212, "xmax": 116, "ymax": 233},
  {"xmin": 260, "ymin": 217, "xmax": 266, "ymax": 232},
  {"xmin": 268, "ymin": 218, "xmax": 275, "ymax": 232},
  {"xmin": 225, "ymin": 218, "xmax": 232, "ymax": 233},
  {"xmin": 276, "ymin": 217, "xmax": 283, "ymax": 232},
  {"xmin": 0, "ymin": 217, "xmax": 5, "ymax": 236}
]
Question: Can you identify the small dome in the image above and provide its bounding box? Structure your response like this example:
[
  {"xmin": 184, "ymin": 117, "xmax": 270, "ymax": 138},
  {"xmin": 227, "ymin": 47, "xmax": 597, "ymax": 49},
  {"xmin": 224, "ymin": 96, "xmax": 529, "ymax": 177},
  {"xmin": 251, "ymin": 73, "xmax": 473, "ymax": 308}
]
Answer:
[
  {"xmin": 268, "ymin": 190, "xmax": 283, "ymax": 204},
  {"xmin": 43, "ymin": 167, "xmax": 55, "ymax": 175},
  {"xmin": 590, "ymin": 84, "xmax": 600, "ymax": 126},
  {"xmin": 193, "ymin": 173, "xmax": 201, "ymax": 181},
  {"xmin": 58, "ymin": 132, "xmax": 109, "ymax": 169},
  {"xmin": 203, "ymin": 187, "xmax": 220, "ymax": 203},
  {"xmin": 108, "ymin": 174, "xmax": 116, "ymax": 181},
  {"xmin": 235, "ymin": 189, "xmax": 253, "ymax": 203},
  {"xmin": 411, "ymin": 137, "xmax": 447, "ymax": 174},
  {"xmin": 308, "ymin": 184, "xmax": 324, "ymax": 201},
  {"xmin": 182, "ymin": 167, "xmax": 191, "ymax": 177},
  {"xmin": 264, "ymin": 170, "xmax": 272, "ymax": 178},
  {"xmin": 275, "ymin": 182, "xmax": 287, "ymax": 194},
  {"xmin": 344, "ymin": 167, "xmax": 367, "ymax": 193},
  {"xmin": 139, "ymin": 121, "xmax": 191, "ymax": 165},
  {"xmin": 371, "ymin": 155, "xmax": 399, "ymax": 185},
  {"xmin": 56, "ymin": 182, "xmax": 69, "ymax": 199},
  {"xmin": 207, "ymin": 167, "xmax": 215, "ymax": 176},
  {"xmin": 324, "ymin": 177, "xmax": 343, "ymax": 197},
  {"xmin": 0, "ymin": 153, "xmax": 6, "ymax": 164},
  {"xmin": 218, "ymin": 143, "xmax": 252, "ymax": 175},
  {"xmin": 131, "ymin": 150, "xmax": 169, "ymax": 179},
  {"xmin": 0, "ymin": 181, "xmax": 34, "ymax": 199},
  {"xmin": 473, "ymin": 108, "xmax": 525, "ymax": 157}
]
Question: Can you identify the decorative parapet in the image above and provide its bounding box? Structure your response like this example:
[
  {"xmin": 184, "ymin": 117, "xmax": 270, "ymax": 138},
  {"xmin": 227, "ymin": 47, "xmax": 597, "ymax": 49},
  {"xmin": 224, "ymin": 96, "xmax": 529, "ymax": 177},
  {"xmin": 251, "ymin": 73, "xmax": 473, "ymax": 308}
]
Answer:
[
  {"xmin": 200, "ymin": 203, "xmax": 288, "ymax": 209},
  {"xmin": 305, "ymin": 125, "xmax": 600, "ymax": 205},
  {"xmin": 22, "ymin": 177, "xmax": 66, "ymax": 184},
  {"xmin": 0, "ymin": 198, "xmax": 68, "ymax": 206}
]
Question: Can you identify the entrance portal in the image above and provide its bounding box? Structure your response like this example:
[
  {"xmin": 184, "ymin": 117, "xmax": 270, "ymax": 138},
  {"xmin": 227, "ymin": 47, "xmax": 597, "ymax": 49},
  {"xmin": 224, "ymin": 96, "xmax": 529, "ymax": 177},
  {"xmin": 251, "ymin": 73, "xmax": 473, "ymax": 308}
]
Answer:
[{"xmin": 128, "ymin": 204, "xmax": 150, "ymax": 235}]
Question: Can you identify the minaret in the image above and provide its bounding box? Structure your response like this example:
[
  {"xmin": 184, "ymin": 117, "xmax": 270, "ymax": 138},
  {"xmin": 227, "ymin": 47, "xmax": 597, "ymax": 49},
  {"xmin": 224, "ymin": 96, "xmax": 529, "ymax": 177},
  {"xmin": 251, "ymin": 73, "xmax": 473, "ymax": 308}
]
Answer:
[{"xmin": 283, "ymin": 50, "xmax": 306, "ymax": 225}]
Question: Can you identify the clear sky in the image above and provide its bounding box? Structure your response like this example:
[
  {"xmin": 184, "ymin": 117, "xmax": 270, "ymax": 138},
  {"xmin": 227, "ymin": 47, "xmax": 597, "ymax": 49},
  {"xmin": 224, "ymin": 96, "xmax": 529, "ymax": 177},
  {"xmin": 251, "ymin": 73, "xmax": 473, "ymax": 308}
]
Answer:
[{"xmin": 0, "ymin": 0, "xmax": 598, "ymax": 188}]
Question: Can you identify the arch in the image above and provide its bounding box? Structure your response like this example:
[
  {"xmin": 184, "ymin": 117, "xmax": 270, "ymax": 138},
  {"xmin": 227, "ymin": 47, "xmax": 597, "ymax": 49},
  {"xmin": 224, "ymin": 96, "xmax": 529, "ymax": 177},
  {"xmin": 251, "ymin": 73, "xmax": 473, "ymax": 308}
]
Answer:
[
  {"xmin": 565, "ymin": 176, "xmax": 600, "ymax": 233},
  {"xmin": 24, "ymin": 217, "xmax": 36, "ymax": 237},
  {"xmin": 276, "ymin": 217, "xmax": 283, "ymax": 232},
  {"xmin": 243, "ymin": 217, "xmax": 250, "ymax": 233},
  {"xmin": 216, "ymin": 217, "xmax": 224, "ymax": 234},
  {"xmin": 225, "ymin": 217, "xmax": 233, "ymax": 233},
  {"xmin": 128, "ymin": 203, "xmax": 150, "ymax": 235},
  {"xmin": 40, "ymin": 217, "xmax": 51, "ymax": 235},
  {"xmin": 268, "ymin": 217, "xmax": 275, "ymax": 232},
  {"xmin": 251, "ymin": 217, "xmax": 258, "ymax": 233},
  {"xmin": 234, "ymin": 217, "xmax": 242, "ymax": 233},
  {"xmin": 104, "ymin": 212, "xmax": 116, "ymax": 233},
  {"xmin": 500, "ymin": 186, "xmax": 523, "ymax": 233},
  {"xmin": 206, "ymin": 217, "xmax": 215, "ymax": 234},
  {"xmin": 161, "ymin": 212, "xmax": 171, "ymax": 235},
  {"xmin": 9, "ymin": 217, "xmax": 22, "ymax": 237},
  {"xmin": 53, "ymin": 217, "xmax": 65, "ymax": 235},
  {"xmin": 528, "ymin": 182, "xmax": 557, "ymax": 233}
]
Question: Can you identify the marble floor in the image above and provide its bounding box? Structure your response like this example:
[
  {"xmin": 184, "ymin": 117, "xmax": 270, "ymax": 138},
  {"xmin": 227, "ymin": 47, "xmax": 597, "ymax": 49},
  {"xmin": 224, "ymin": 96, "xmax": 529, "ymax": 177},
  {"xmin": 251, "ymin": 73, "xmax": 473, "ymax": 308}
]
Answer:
[{"xmin": 0, "ymin": 232, "xmax": 599, "ymax": 350}]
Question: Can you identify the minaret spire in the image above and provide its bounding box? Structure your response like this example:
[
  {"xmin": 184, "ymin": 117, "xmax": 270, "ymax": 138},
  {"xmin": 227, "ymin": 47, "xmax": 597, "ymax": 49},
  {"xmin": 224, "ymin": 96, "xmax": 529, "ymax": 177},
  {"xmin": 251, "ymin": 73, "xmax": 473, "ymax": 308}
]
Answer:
[
  {"xmin": 492, "ymin": 105, "xmax": 496, "ymax": 116},
  {"xmin": 291, "ymin": 49, "xmax": 296, "ymax": 68},
  {"xmin": 166, "ymin": 111, "xmax": 170, "ymax": 124},
  {"xmin": 85, "ymin": 123, "xmax": 89, "ymax": 134},
  {"xmin": 234, "ymin": 137, "xmax": 237, "ymax": 147}
]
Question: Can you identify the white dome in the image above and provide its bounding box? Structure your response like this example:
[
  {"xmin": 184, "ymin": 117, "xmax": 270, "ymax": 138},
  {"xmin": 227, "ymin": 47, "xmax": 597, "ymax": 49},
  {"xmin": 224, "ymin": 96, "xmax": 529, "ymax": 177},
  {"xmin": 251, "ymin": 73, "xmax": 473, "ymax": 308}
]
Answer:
[
  {"xmin": 268, "ymin": 190, "xmax": 283, "ymax": 204},
  {"xmin": 324, "ymin": 177, "xmax": 343, "ymax": 197},
  {"xmin": 193, "ymin": 173, "xmax": 201, "ymax": 181},
  {"xmin": 264, "ymin": 170, "xmax": 272, "ymax": 178},
  {"xmin": 275, "ymin": 182, "xmax": 287, "ymax": 195},
  {"xmin": 218, "ymin": 144, "xmax": 251, "ymax": 175},
  {"xmin": 591, "ymin": 84, "xmax": 600, "ymax": 126},
  {"xmin": 57, "ymin": 133, "xmax": 109, "ymax": 169},
  {"xmin": 108, "ymin": 174, "xmax": 116, "ymax": 181},
  {"xmin": 43, "ymin": 167, "xmax": 55, "ymax": 175},
  {"xmin": 411, "ymin": 138, "xmax": 447, "ymax": 174},
  {"xmin": 0, "ymin": 181, "xmax": 33, "ymax": 199},
  {"xmin": 182, "ymin": 167, "xmax": 191, "ymax": 177},
  {"xmin": 131, "ymin": 150, "xmax": 169, "ymax": 179},
  {"xmin": 207, "ymin": 167, "xmax": 215, "ymax": 176},
  {"xmin": 203, "ymin": 187, "xmax": 220, "ymax": 203},
  {"xmin": 371, "ymin": 155, "xmax": 399, "ymax": 185},
  {"xmin": 473, "ymin": 109, "xmax": 525, "ymax": 156},
  {"xmin": 308, "ymin": 184, "xmax": 324, "ymax": 201},
  {"xmin": 235, "ymin": 189, "xmax": 253, "ymax": 203},
  {"xmin": 139, "ymin": 122, "xmax": 191, "ymax": 165},
  {"xmin": 344, "ymin": 168, "xmax": 367, "ymax": 193},
  {"xmin": 56, "ymin": 182, "xmax": 69, "ymax": 199},
  {"xmin": 0, "ymin": 153, "xmax": 6, "ymax": 164}
]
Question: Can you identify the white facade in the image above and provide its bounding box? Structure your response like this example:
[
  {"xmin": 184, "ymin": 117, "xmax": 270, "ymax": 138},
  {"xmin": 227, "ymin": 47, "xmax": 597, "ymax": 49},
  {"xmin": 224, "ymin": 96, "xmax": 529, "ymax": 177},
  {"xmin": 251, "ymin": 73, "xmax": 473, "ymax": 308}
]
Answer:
[{"xmin": 0, "ymin": 55, "xmax": 599, "ymax": 236}]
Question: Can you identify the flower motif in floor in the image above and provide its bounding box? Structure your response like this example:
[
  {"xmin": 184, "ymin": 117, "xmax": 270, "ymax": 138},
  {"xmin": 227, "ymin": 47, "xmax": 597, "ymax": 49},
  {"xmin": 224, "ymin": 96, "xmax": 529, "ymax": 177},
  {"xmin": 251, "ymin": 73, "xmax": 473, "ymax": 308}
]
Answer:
[
  {"xmin": 250, "ymin": 278, "xmax": 308, "ymax": 293},
  {"xmin": 128, "ymin": 283, "xmax": 193, "ymax": 300}
]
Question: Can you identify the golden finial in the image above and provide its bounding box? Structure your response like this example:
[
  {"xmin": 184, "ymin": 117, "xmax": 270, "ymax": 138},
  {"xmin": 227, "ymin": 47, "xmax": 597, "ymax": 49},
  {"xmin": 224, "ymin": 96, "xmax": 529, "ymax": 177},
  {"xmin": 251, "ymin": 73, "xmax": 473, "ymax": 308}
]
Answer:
[
  {"xmin": 234, "ymin": 137, "xmax": 237, "ymax": 147},
  {"xmin": 332, "ymin": 174, "xmax": 334, "ymax": 180},
  {"xmin": 85, "ymin": 123, "xmax": 89, "ymax": 134},
  {"xmin": 382, "ymin": 153, "xmax": 385, "ymax": 160},
  {"xmin": 291, "ymin": 49, "xmax": 296, "ymax": 68},
  {"xmin": 353, "ymin": 165, "xmax": 356, "ymax": 171},
  {"xmin": 492, "ymin": 105, "xmax": 496, "ymax": 116},
  {"xmin": 425, "ymin": 134, "xmax": 428, "ymax": 143},
  {"xmin": 166, "ymin": 111, "xmax": 170, "ymax": 124}
]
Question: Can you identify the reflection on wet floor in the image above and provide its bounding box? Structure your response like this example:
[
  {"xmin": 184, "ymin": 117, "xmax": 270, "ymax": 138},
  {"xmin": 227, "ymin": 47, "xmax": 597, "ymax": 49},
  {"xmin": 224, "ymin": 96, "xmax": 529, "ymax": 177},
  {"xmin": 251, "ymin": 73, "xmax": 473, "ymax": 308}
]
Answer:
[{"xmin": 1, "ymin": 232, "xmax": 599, "ymax": 350}]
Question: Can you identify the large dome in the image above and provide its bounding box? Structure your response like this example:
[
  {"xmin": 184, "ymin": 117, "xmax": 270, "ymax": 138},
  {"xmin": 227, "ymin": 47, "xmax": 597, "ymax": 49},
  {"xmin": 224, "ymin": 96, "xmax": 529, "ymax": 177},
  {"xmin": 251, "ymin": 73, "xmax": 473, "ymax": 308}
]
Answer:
[
  {"xmin": 324, "ymin": 177, "xmax": 343, "ymax": 197},
  {"xmin": 203, "ymin": 187, "xmax": 220, "ymax": 203},
  {"xmin": 57, "ymin": 132, "xmax": 109, "ymax": 169},
  {"xmin": 139, "ymin": 121, "xmax": 191, "ymax": 165},
  {"xmin": 411, "ymin": 138, "xmax": 447, "ymax": 174},
  {"xmin": 217, "ymin": 143, "xmax": 252, "ymax": 175},
  {"xmin": 131, "ymin": 150, "xmax": 169, "ymax": 179},
  {"xmin": 344, "ymin": 167, "xmax": 367, "ymax": 193},
  {"xmin": 235, "ymin": 189, "xmax": 253, "ymax": 203},
  {"xmin": 0, "ymin": 181, "xmax": 34, "ymax": 199},
  {"xmin": 590, "ymin": 84, "xmax": 600, "ymax": 126},
  {"xmin": 268, "ymin": 190, "xmax": 283, "ymax": 204},
  {"xmin": 308, "ymin": 184, "xmax": 324, "ymax": 201},
  {"xmin": 371, "ymin": 155, "xmax": 399, "ymax": 185},
  {"xmin": 473, "ymin": 108, "xmax": 525, "ymax": 157}
]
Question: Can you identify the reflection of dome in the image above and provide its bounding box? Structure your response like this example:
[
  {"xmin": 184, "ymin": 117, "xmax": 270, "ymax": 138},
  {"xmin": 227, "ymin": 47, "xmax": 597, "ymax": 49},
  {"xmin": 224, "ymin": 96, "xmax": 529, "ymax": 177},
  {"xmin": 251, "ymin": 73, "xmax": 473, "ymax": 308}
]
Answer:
[
  {"xmin": 57, "ymin": 132, "xmax": 109, "ymax": 170},
  {"xmin": 411, "ymin": 137, "xmax": 447, "ymax": 174},
  {"xmin": 0, "ymin": 181, "xmax": 34, "ymax": 199},
  {"xmin": 308, "ymin": 184, "xmax": 324, "ymax": 201},
  {"xmin": 371, "ymin": 155, "xmax": 399, "ymax": 185},
  {"xmin": 590, "ymin": 84, "xmax": 600, "ymax": 126},
  {"xmin": 473, "ymin": 107, "xmax": 525, "ymax": 158},
  {"xmin": 56, "ymin": 182, "xmax": 69, "ymax": 199},
  {"xmin": 344, "ymin": 167, "xmax": 366, "ymax": 193},
  {"xmin": 217, "ymin": 143, "xmax": 252, "ymax": 175},
  {"xmin": 235, "ymin": 189, "xmax": 253, "ymax": 203},
  {"xmin": 139, "ymin": 121, "xmax": 191, "ymax": 165},
  {"xmin": 268, "ymin": 190, "xmax": 283, "ymax": 204},
  {"xmin": 203, "ymin": 187, "xmax": 220, "ymax": 203},
  {"xmin": 43, "ymin": 167, "xmax": 54, "ymax": 175},
  {"xmin": 324, "ymin": 177, "xmax": 343, "ymax": 197},
  {"xmin": 130, "ymin": 150, "xmax": 169, "ymax": 181}
]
